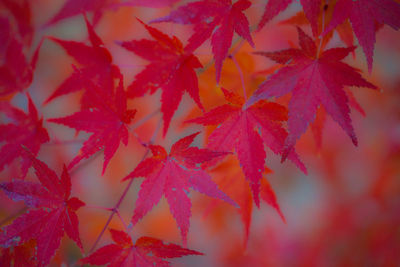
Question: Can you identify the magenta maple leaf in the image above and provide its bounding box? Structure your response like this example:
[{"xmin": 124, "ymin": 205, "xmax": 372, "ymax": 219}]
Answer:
[
  {"xmin": 1, "ymin": 0, "xmax": 34, "ymax": 46},
  {"xmin": 45, "ymin": 15, "xmax": 120, "ymax": 108},
  {"xmin": 248, "ymin": 27, "xmax": 377, "ymax": 160},
  {"xmin": 0, "ymin": 151, "xmax": 85, "ymax": 267},
  {"xmin": 0, "ymin": 21, "xmax": 42, "ymax": 98},
  {"xmin": 48, "ymin": 76, "xmax": 136, "ymax": 174},
  {"xmin": 258, "ymin": 0, "xmax": 321, "ymax": 36},
  {"xmin": 118, "ymin": 20, "xmax": 204, "ymax": 135},
  {"xmin": 0, "ymin": 240, "xmax": 37, "ymax": 267},
  {"xmin": 122, "ymin": 0, "xmax": 181, "ymax": 8},
  {"xmin": 151, "ymin": 0, "xmax": 254, "ymax": 83},
  {"xmin": 123, "ymin": 132, "xmax": 236, "ymax": 245},
  {"xmin": 188, "ymin": 88, "xmax": 306, "ymax": 206},
  {"xmin": 81, "ymin": 228, "xmax": 203, "ymax": 266},
  {"xmin": 0, "ymin": 95, "xmax": 49, "ymax": 177},
  {"xmin": 45, "ymin": 0, "xmax": 119, "ymax": 27},
  {"xmin": 323, "ymin": 0, "xmax": 400, "ymax": 72}
]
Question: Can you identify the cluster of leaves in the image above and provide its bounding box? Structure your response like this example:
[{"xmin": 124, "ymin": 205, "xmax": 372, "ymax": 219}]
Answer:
[{"xmin": 0, "ymin": 0, "xmax": 399, "ymax": 266}]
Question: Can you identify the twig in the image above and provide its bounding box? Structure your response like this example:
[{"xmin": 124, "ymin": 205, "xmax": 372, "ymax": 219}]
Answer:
[
  {"xmin": 87, "ymin": 118, "xmax": 162, "ymax": 254},
  {"xmin": 230, "ymin": 54, "xmax": 248, "ymax": 104}
]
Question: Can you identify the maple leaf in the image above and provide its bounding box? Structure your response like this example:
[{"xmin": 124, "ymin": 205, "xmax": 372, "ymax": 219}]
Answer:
[
  {"xmin": 0, "ymin": 95, "xmax": 49, "ymax": 177},
  {"xmin": 248, "ymin": 27, "xmax": 377, "ymax": 160},
  {"xmin": 258, "ymin": 0, "xmax": 321, "ymax": 36},
  {"xmin": 151, "ymin": 0, "xmax": 255, "ymax": 83},
  {"xmin": 311, "ymin": 89, "xmax": 366, "ymax": 150},
  {"xmin": 0, "ymin": 18, "xmax": 42, "ymax": 98},
  {"xmin": 0, "ymin": 151, "xmax": 85, "ymax": 267},
  {"xmin": 1, "ymin": 0, "xmax": 34, "ymax": 46},
  {"xmin": 121, "ymin": 0, "xmax": 181, "ymax": 8},
  {"xmin": 45, "ymin": 15, "xmax": 120, "ymax": 108},
  {"xmin": 45, "ymin": 0, "xmax": 119, "ymax": 27},
  {"xmin": 206, "ymin": 159, "xmax": 285, "ymax": 245},
  {"xmin": 118, "ymin": 20, "xmax": 204, "ymax": 135},
  {"xmin": 323, "ymin": 0, "xmax": 400, "ymax": 72},
  {"xmin": 81, "ymin": 228, "xmax": 203, "ymax": 266},
  {"xmin": 123, "ymin": 132, "xmax": 236, "ymax": 245},
  {"xmin": 0, "ymin": 240, "xmax": 36, "ymax": 267},
  {"xmin": 187, "ymin": 88, "xmax": 306, "ymax": 206},
  {"xmin": 48, "ymin": 75, "xmax": 136, "ymax": 174}
]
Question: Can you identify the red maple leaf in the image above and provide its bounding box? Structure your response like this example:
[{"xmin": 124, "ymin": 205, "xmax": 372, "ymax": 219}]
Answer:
[
  {"xmin": 151, "ymin": 0, "xmax": 254, "ymax": 83},
  {"xmin": 118, "ymin": 20, "xmax": 204, "ymax": 135},
  {"xmin": 0, "ymin": 151, "xmax": 85, "ymax": 267},
  {"xmin": 258, "ymin": 0, "xmax": 321, "ymax": 36},
  {"xmin": 48, "ymin": 75, "xmax": 136, "ymax": 174},
  {"xmin": 123, "ymin": 132, "xmax": 236, "ymax": 245},
  {"xmin": 0, "ymin": 15, "xmax": 41, "ymax": 98},
  {"xmin": 1, "ymin": 0, "xmax": 34, "ymax": 46},
  {"xmin": 45, "ymin": 15, "xmax": 120, "ymax": 108},
  {"xmin": 0, "ymin": 240, "xmax": 36, "ymax": 267},
  {"xmin": 45, "ymin": 0, "xmax": 120, "ymax": 27},
  {"xmin": 323, "ymin": 0, "xmax": 400, "ymax": 72},
  {"xmin": 125, "ymin": 0, "xmax": 181, "ymax": 8},
  {"xmin": 206, "ymin": 160, "xmax": 285, "ymax": 245},
  {"xmin": 187, "ymin": 88, "xmax": 306, "ymax": 206},
  {"xmin": 0, "ymin": 95, "xmax": 49, "ymax": 177},
  {"xmin": 81, "ymin": 228, "xmax": 203, "ymax": 266},
  {"xmin": 248, "ymin": 27, "xmax": 377, "ymax": 160}
]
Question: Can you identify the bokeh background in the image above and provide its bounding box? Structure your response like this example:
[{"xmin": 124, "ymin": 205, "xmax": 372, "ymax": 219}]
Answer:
[{"xmin": 1, "ymin": 0, "xmax": 399, "ymax": 266}]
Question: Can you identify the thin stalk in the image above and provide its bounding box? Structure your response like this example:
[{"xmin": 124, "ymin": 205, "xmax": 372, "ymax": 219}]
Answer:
[
  {"xmin": 230, "ymin": 54, "xmax": 248, "ymax": 104},
  {"xmin": 317, "ymin": 5, "xmax": 326, "ymax": 58},
  {"xmin": 87, "ymin": 118, "xmax": 162, "ymax": 254}
]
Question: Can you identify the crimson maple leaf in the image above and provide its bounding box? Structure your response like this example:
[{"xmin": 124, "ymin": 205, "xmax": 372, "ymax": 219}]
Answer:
[
  {"xmin": 0, "ymin": 151, "xmax": 85, "ymax": 267},
  {"xmin": 1, "ymin": 0, "xmax": 34, "ymax": 46},
  {"xmin": 258, "ymin": 0, "xmax": 321, "ymax": 36},
  {"xmin": 0, "ymin": 240, "xmax": 36, "ymax": 266},
  {"xmin": 323, "ymin": 0, "xmax": 400, "ymax": 72},
  {"xmin": 126, "ymin": 0, "xmax": 181, "ymax": 8},
  {"xmin": 45, "ymin": 15, "xmax": 120, "ymax": 108},
  {"xmin": 81, "ymin": 228, "xmax": 203, "ymax": 266},
  {"xmin": 118, "ymin": 20, "xmax": 204, "ymax": 135},
  {"xmin": 48, "ymin": 75, "xmax": 136, "ymax": 174},
  {"xmin": 206, "ymin": 160, "xmax": 285, "ymax": 245},
  {"xmin": 45, "ymin": 0, "xmax": 118, "ymax": 27},
  {"xmin": 123, "ymin": 132, "xmax": 236, "ymax": 245},
  {"xmin": 187, "ymin": 88, "xmax": 306, "ymax": 206},
  {"xmin": 0, "ymin": 17, "xmax": 41, "ymax": 98},
  {"xmin": 151, "ymin": 0, "xmax": 254, "ymax": 83},
  {"xmin": 0, "ymin": 95, "xmax": 49, "ymax": 177},
  {"xmin": 248, "ymin": 27, "xmax": 377, "ymax": 160}
]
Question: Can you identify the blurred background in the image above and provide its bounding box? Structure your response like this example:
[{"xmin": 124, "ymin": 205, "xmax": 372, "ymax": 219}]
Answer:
[{"xmin": 1, "ymin": 0, "xmax": 399, "ymax": 266}]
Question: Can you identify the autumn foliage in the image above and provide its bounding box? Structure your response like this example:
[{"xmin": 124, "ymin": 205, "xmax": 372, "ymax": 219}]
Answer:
[{"xmin": 1, "ymin": 0, "xmax": 400, "ymax": 266}]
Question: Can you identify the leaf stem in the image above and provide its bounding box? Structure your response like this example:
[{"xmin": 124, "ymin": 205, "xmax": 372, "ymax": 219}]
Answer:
[
  {"xmin": 87, "ymin": 118, "xmax": 162, "ymax": 254},
  {"xmin": 317, "ymin": 4, "xmax": 327, "ymax": 58},
  {"xmin": 230, "ymin": 54, "xmax": 248, "ymax": 104}
]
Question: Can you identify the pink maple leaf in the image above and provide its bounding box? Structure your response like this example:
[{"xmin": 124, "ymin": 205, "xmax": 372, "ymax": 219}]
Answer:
[
  {"xmin": 0, "ymin": 151, "xmax": 85, "ymax": 267},
  {"xmin": 48, "ymin": 76, "xmax": 136, "ymax": 174},
  {"xmin": 118, "ymin": 20, "xmax": 204, "ymax": 135},
  {"xmin": 248, "ymin": 27, "xmax": 377, "ymax": 160},
  {"xmin": 81, "ymin": 228, "xmax": 203, "ymax": 266},
  {"xmin": 0, "ymin": 95, "xmax": 49, "ymax": 177},
  {"xmin": 123, "ymin": 132, "xmax": 236, "ymax": 245},
  {"xmin": 258, "ymin": 0, "xmax": 321, "ymax": 36},
  {"xmin": 151, "ymin": 0, "xmax": 255, "ymax": 83},
  {"xmin": 188, "ymin": 88, "xmax": 306, "ymax": 206},
  {"xmin": 323, "ymin": 0, "xmax": 400, "ymax": 72}
]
